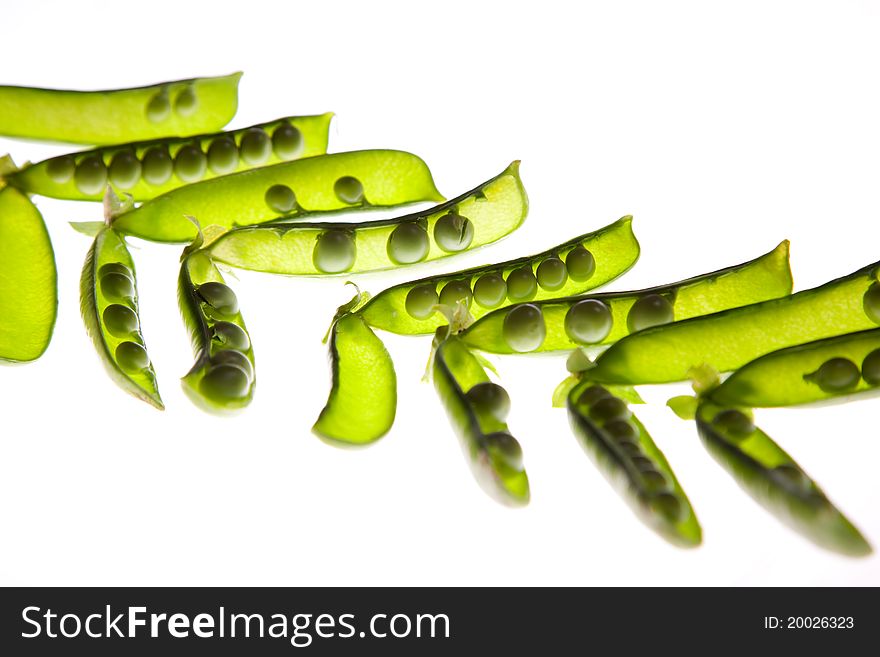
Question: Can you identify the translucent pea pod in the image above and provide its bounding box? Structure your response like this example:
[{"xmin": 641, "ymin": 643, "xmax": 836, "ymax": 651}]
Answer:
[
  {"xmin": 80, "ymin": 227, "xmax": 162, "ymax": 408},
  {"xmin": 694, "ymin": 401, "xmax": 871, "ymax": 556},
  {"xmin": 112, "ymin": 150, "xmax": 443, "ymax": 243},
  {"xmin": 462, "ymin": 240, "xmax": 792, "ymax": 355},
  {"xmin": 360, "ymin": 215, "xmax": 640, "ymax": 335},
  {"xmin": 207, "ymin": 162, "xmax": 526, "ymax": 275},
  {"xmin": 4, "ymin": 114, "xmax": 333, "ymax": 202},
  {"xmin": 566, "ymin": 380, "xmax": 701, "ymax": 547},
  {"xmin": 0, "ymin": 73, "xmax": 241, "ymax": 144},
  {"xmin": 433, "ymin": 335, "xmax": 530, "ymax": 506},
  {"xmin": 0, "ymin": 188, "xmax": 57, "ymax": 362}
]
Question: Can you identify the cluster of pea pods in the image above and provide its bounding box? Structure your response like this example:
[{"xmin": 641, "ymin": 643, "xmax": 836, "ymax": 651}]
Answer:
[{"xmin": 0, "ymin": 73, "xmax": 875, "ymax": 555}]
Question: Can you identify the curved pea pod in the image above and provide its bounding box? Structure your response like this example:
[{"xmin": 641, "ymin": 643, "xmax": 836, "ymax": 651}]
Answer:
[
  {"xmin": 206, "ymin": 161, "xmax": 526, "ymax": 275},
  {"xmin": 0, "ymin": 188, "xmax": 57, "ymax": 362},
  {"xmin": 694, "ymin": 401, "xmax": 871, "ymax": 556},
  {"xmin": 112, "ymin": 149, "xmax": 443, "ymax": 243},
  {"xmin": 179, "ymin": 251, "xmax": 255, "ymax": 413},
  {"xmin": 80, "ymin": 227, "xmax": 162, "ymax": 409},
  {"xmin": 0, "ymin": 73, "xmax": 241, "ymax": 144},
  {"xmin": 433, "ymin": 335, "xmax": 529, "ymax": 506},
  {"xmin": 567, "ymin": 380, "xmax": 701, "ymax": 547},
  {"xmin": 592, "ymin": 257, "xmax": 880, "ymax": 385},
  {"xmin": 462, "ymin": 240, "xmax": 791, "ymax": 354},
  {"xmin": 360, "ymin": 215, "xmax": 639, "ymax": 335},
  {"xmin": 4, "ymin": 114, "xmax": 333, "ymax": 202}
]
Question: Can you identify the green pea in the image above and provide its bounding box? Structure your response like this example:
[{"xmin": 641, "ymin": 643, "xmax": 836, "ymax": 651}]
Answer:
[
  {"xmin": 405, "ymin": 284, "xmax": 439, "ymax": 319},
  {"xmin": 629, "ymin": 455, "xmax": 655, "ymax": 472},
  {"xmin": 116, "ymin": 341, "xmax": 150, "ymax": 373},
  {"xmin": 272, "ymin": 123, "xmax": 304, "ymax": 159},
  {"xmin": 770, "ymin": 464, "xmax": 810, "ymax": 493},
  {"xmin": 46, "ymin": 156, "xmax": 75, "ymax": 183},
  {"xmin": 197, "ymin": 281, "xmax": 239, "ymax": 317},
  {"xmin": 211, "ymin": 349, "xmax": 254, "ymax": 381},
  {"xmin": 565, "ymin": 299, "xmax": 613, "ymax": 345},
  {"xmin": 484, "ymin": 432, "xmax": 524, "ymax": 472},
  {"xmin": 588, "ymin": 396, "xmax": 631, "ymax": 424},
  {"xmin": 473, "ymin": 273, "xmax": 507, "ymax": 309},
  {"xmin": 604, "ymin": 418, "xmax": 639, "ymax": 444},
  {"xmin": 145, "ymin": 92, "xmax": 170, "ymax": 123},
  {"xmin": 334, "ymin": 175, "xmax": 365, "ymax": 204},
  {"xmin": 465, "ymin": 382, "xmax": 511, "ymax": 423},
  {"xmin": 640, "ymin": 469, "xmax": 668, "ymax": 494},
  {"xmin": 433, "ymin": 212, "xmax": 474, "ymax": 252},
  {"xmin": 142, "ymin": 146, "xmax": 173, "ymax": 185},
  {"xmin": 618, "ymin": 440, "xmax": 642, "ymax": 456},
  {"xmin": 439, "ymin": 280, "xmax": 473, "ymax": 309},
  {"xmin": 805, "ymin": 357, "xmax": 860, "ymax": 393},
  {"xmin": 174, "ymin": 86, "xmax": 198, "ymax": 116},
  {"xmin": 74, "ymin": 155, "xmax": 107, "ymax": 195},
  {"xmin": 100, "ymin": 272, "xmax": 135, "ymax": 301},
  {"xmin": 174, "ymin": 143, "xmax": 207, "ymax": 182},
  {"xmin": 711, "ymin": 408, "xmax": 754, "ymax": 440},
  {"xmin": 861, "ymin": 349, "xmax": 880, "ymax": 386},
  {"xmin": 207, "ymin": 136, "xmax": 239, "ymax": 175},
  {"xmin": 98, "ymin": 262, "xmax": 132, "ymax": 279},
  {"xmin": 108, "ymin": 150, "xmax": 142, "ymax": 190},
  {"xmin": 536, "ymin": 257, "xmax": 568, "ymax": 291},
  {"xmin": 313, "ymin": 230, "xmax": 356, "ymax": 273},
  {"xmin": 627, "ymin": 294, "xmax": 674, "ymax": 333},
  {"xmin": 265, "ymin": 184, "xmax": 297, "ymax": 214},
  {"xmin": 502, "ymin": 303, "xmax": 546, "ymax": 353},
  {"xmin": 577, "ymin": 384, "xmax": 611, "ymax": 408},
  {"xmin": 200, "ymin": 364, "xmax": 250, "ymax": 401},
  {"xmin": 102, "ymin": 304, "xmax": 139, "ymax": 337},
  {"xmin": 239, "ymin": 128, "xmax": 271, "ymax": 165},
  {"xmin": 506, "ymin": 265, "xmax": 537, "ymax": 302},
  {"xmin": 863, "ymin": 282, "xmax": 880, "ymax": 324},
  {"xmin": 565, "ymin": 245, "xmax": 596, "ymax": 282},
  {"xmin": 387, "ymin": 223, "xmax": 429, "ymax": 265},
  {"xmin": 212, "ymin": 321, "xmax": 251, "ymax": 351},
  {"xmin": 649, "ymin": 492, "xmax": 685, "ymax": 523}
]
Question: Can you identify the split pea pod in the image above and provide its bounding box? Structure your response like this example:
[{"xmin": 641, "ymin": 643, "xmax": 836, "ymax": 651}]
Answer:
[
  {"xmin": 3, "ymin": 114, "xmax": 333, "ymax": 202},
  {"xmin": 0, "ymin": 73, "xmax": 241, "ymax": 144},
  {"xmin": 80, "ymin": 227, "xmax": 162, "ymax": 409},
  {"xmin": 694, "ymin": 401, "xmax": 871, "ymax": 556},
  {"xmin": 111, "ymin": 149, "xmax": 443, "ymax": 243},
  {"xmin": 461, "ymin": 240, "xmax": 792, "ymax": 355}
]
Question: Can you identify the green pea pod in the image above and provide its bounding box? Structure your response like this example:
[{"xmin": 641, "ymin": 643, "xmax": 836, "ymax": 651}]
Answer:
[
  {"xmin": 4, "ymin": 114, "xmax": 333, "ymax": 202},
  {"xmin": 179, "ymin": 251, "xmax": 255, "ymax": 413},
  {"xmin": 0, "ymin": 188, "xmax": 57, "ymax": 362},
  {"xmin": 433, "ymin": 335, "xmax": 529, "ymax": 506},
  {"xmin": 360, "ymin": 215, "xmax": 639, "ymax": 335},
  {"xmin": 592, "ymin": 257, "xmax": 880, "ymax": 385},
  {"xmin": 313, "ymin": 313, "xmax": 396, "ymax": 445},
  {"xmin": 207, "ymin": 161, "xmax": 526, "ymax": 275},
  {"xmin": 0, "ymin": 73, "xmax": 241, "ymax": 144},
  {"xmin": 462, "ymin": 240, "xmax": 791, "ymax": 354},
  {"xmin": 80, "ymin": 227, "xmax": 162, "ymax": 409},
  {"xmin": 567, "ymin": 380, "xmax": 701, "ymax": 547},
  {"xmin": 112, "ymin": 149, "xmax": 443, "ymax": 243},
  {"xmin": 694, "ymin": 401, "xmax": 871, "ymax": 556}
]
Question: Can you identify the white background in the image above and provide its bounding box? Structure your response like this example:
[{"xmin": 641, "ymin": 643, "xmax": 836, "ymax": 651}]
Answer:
[{"xmin": 1, "ymin": 0, "xmax": 879, "ymax": 586}]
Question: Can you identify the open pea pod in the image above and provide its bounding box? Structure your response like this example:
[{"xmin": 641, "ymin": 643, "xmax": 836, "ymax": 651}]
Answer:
[
  {"xmin": 0, "ymin": 188, "xmax": 57, "ymax": 362},
  {"xmin": 360, "ymin": 215, "xmax": 639, "ymax": 335},
  {"xmin": 112, "ymin": 149, "xmax": 444, "ymax": 243},
  {"xmin": 433, "ymin": 334, "xmax": 529, "ymax": 506},
  {"xmin": 592, "ymin": 257, "xmax": 880, "ymax": 385},
  {"xmin": 207, "ymin": 161, "xmax": 526, "ymax": 275},
  {"xmin": 0, "ymin": 73, "xmax": 241, "ymax": 144},
  {"xmin": 3, "ymin": 114, "xmax": 333, "ymax": 202},
  {"xmin": 80, "ymin": 227, "xmax": 162, "ymax": 409},
  {"xmin": 567, "ymin": 380, "xmax": 701, "ymax": 547},
  {"xmin": 462, "ymin": 240, "xmax": 791, "ymax": 354},
  {"xmin": 694, "ymin": 401, "xmax": 871, "ymax": 556}
]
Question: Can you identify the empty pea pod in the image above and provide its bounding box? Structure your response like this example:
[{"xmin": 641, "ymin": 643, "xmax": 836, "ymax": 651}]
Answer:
[
  {"xmin": 461, "ymin": 240, "xmax": 792, "ymax": 355},
  {"xmin": 0, "ymin": 73, "xmax": 241, "ymax": 144}
]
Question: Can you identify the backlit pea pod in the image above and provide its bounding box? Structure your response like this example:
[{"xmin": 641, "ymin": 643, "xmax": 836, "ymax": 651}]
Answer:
[
  {"xmin": 567, "ymin": 380, "xmax": 701, "ymax": 547},
  {"xmin": 179, "ymin": 251, "xmax": 255, "ymax": 413},
  {"xmin": 461, "ymin": 240, "xmax": 792, "ymax": 355},
  {"xmin": 112, "ymin": 149, "xmax": 443, "ymax": 243},
  {"xmin": 0, "ymin": 73, "xmax": 241, "ymax": 144},
  {"xmin": 433, "ymin": 334, "xmax": 529, "ymax": 506},
  {"xmin": 591, "ymin": 258, "xmax": 880, "ymax": 386},
  {"xmin": 694, "ymin": 401, "xmax": 871, "ymax": 556},
  {"xmin": 0, "ymin": 188, "xmax": 57, "ymax": 362},
  {"xmin": 359, "ymin": 215, "xmax": 639, "ymax": 335},
  {"xmin": 206, "ymin": 161, "xmax": 526, "ymax": 275},
  {"xmin": 3, "ymin": 114, "xmax": 333, "ymax": 202},
  {"xmin": 80, "ymin": 227, "xmax": 162, "ymax": 409}
]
